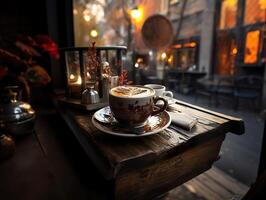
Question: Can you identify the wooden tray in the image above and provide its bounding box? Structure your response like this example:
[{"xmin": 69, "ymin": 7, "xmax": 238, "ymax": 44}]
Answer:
[{"xmin": 58, "ymin": 97, "xmax": 108, "ymax": 111}]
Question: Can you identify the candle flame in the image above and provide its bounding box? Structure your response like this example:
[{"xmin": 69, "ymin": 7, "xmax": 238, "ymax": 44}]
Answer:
[
  {"xmin": 70, "ymin": 74, "xmax": 75, "ymax": 80},
  {"xmin": 77, "ymin": 76, "xmax": 82, "ymax": 84}
]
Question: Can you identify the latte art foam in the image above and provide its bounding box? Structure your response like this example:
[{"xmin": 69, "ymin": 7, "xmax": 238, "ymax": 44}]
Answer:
[{"xmin": 110, "ymin": 86, "xmax": 153, "ymax": 97}]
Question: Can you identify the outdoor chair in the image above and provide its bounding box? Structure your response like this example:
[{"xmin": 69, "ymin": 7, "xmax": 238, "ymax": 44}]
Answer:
[
  {"xmin": 215, "ymin": 76, "xmax": 235, "ymax": 108},
  {"xmin": 195, "ymin": 77, "xmax": 217, "ymax": 106},
  {"xmin": 138, "ymin": 69, "xmax": 148, "ymax": 84},
  {"xmin": 233, "ymin": 76, "xmax": 263, "ymax": 110},
  {"xmin": 164, "ymin": 70, "xmax": 181, "ymax": 92}
]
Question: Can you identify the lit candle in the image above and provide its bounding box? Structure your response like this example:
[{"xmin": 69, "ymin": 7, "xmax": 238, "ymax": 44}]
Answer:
[{"xmin": 69, "ymin": 75, "xmax": 82, "ymax": 98}]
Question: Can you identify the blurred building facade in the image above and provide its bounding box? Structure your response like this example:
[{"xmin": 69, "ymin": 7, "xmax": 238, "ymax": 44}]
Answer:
[{"xmin": 72, "ymin": 0, "xmax": 266, "ymax": 105}]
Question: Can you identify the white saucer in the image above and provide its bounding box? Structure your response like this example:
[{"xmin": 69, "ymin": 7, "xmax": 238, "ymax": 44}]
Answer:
[{"xmin": 92, "ymin": 106, "xmax": 171, "ymax": 137}]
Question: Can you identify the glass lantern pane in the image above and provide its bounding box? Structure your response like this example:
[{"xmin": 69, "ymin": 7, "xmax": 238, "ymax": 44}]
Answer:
[
  {"xmin": 83, "ymin": 50, "xmax": 99, "ymax": 87},
  {"xmin": 65, "ymin": 51, "xmax": 81, "ymax": 98}
]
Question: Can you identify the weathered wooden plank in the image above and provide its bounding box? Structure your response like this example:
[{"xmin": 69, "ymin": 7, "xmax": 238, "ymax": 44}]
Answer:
[
  {"xmin": 182, "ymin": 167, "xmax": 249, "ymax": 200},
  {"xmin": 206, "ymin": 167, "xmax": 249, "ymax": 194},
  {"xmin": 175, "ymin": 100, "xmax": 245, "ymax": 134},
  {"xmin": 0, "ymin": 134, "xmax": 62, "ymax": 200},
  {"xmin": 59, "ymin": 104, "xmax": 238, "ymax": 179},
  {"xmin": 194, "ymin": 170, "xmax": 234, "ymax": 199},
  {"xmin": 53, "ymin": 96, "xmax": 245, "ymax": 199},
  {"xmin": 185, "ymin": 178, "xmax": 224, "ymax": 200},
  {"xmin": 114, "ymin": 134, "xmax": 225, "ymax": 200}
]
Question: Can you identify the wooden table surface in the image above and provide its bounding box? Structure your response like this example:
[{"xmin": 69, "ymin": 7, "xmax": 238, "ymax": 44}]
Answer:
[{"xmin": 56, "ymin": 98, "xmax": 244, "ymax": 200}]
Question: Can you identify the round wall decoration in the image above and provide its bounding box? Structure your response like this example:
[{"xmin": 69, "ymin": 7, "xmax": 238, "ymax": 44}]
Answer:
[{"xmin": 141, "ymin": 14, "xmax": 174, "ymax": 50}]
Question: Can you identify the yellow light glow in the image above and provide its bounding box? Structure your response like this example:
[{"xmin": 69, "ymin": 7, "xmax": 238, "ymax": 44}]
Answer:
[
  {"xmin": 73, "ymin": 9, "xmax": 78, "ymax": 15},
  {"xmin": 137, "ymin": 58, "xmax": 143, "ymax": 63},
  {"xmin": 259, "ymin": 0, "xmax": 266, "ymax": 9},
  {"xmin": 70, "ymin": 74, "xmax": 75, "ymax": 80},
  {"xmin": 161, "ymin": 52, "xmax": 167, "ymax": 60},
  {"xmin": 84, "ymin": 15, "xmax": 91, "ymax": 22},
  {"xmin": 226, "ymin": 0, "xmax": 237, "ymax": 7},
  {"xmin": 184, "ymin": 42, "xmax": 197, "ymax": 48},
  {"xmin": 90, "ymin": 29, "xmax": 98, "ymax": 38},
  {"xmin": 190, "ymin": 42, "xmax": 197, "ymax": 47},
  {"xmin": 232, "ymin": 48, "xmax": 238, "ymax": 55},
  {"xmin": 173, "ymin": 44, "xmax": 182, "ymax": 49},
  {"xmin": 130, "ymin": 7, "xmax": 142, "ymax": 21},
  {"xmin": 244, "ymin": 30, "xmax": 260, "ymax": 64},
  {"xmin": 76, "ymin": 76, "xmax": 82, "ymax": 85}
]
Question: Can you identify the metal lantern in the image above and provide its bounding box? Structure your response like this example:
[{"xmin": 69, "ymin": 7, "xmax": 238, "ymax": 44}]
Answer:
[{"xmin": 63, "ymin": 46, "xmax": 127, "ymax": 102}]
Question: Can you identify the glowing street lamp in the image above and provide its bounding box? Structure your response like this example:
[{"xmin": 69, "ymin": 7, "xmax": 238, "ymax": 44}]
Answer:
[
  {"xmin": 130, "ymin": 6, "xmax": 142, "ymax": 22},
  {"xmin": 161, "ymin": 52, "xmax": 167, "ymax": 60},
  {"xmin": 90, "ymin": 29, "xmax": 98, "ymax": 38}
]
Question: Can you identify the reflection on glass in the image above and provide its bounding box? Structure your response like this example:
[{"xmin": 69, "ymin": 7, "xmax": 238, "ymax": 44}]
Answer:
[
  {"xmin": 65, "ymin": 51, "xmax": 81, "ymax": 97},
  {"xmin": 244, "ymin": 30, "xmax": 260, "ymax": 64},
  {"xmin": 220, "ymin": 0, "xmax": 238, "ymax": 29},
  {"xmin": 176, "ymin": 46, "xmax": 197, "ymax": 70},
  {"xmin": 216, "ymin": 32, "xmax": 237, "ymax": 75},
  {"xmin": 244, "ymin": 0, "xmax": 266, "ymax": 25}
]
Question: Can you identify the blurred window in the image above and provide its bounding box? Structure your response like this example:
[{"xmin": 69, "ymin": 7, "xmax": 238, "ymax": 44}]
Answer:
[
  {"xmin": 174, "ymin": 42, "xmax": 197, "ymax": 70},
  {"xmin": 244, "ymin": 30, "xmax": 261, "ymax": 64},
  {"xmin": 244, "ymin": 0, "xmax": 266, "ymax": 25},
  {"xmin": 219, "ymin": 0, "xmax": 238, "ymax": 29}
]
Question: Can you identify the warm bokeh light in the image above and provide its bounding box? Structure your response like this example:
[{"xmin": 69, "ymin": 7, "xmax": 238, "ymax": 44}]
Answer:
[
  {"xmin": 184, "ymin": 42, "xmax": 197, "ymax": 48},
  {"xmin": 245, "ymin": 0, "xmax": 266, "ymax": 25},
  {"xmin": 76, "ymin": 76, "xmax": 82, "ymax": 85},
  {"xmin": 130, "ymin": 7, "xmax": 142, "ymax": 21},
  {"xmin": 90, "ymin": 29, "xmax": 98, "ymax": 38},
  {"xmin": 232, "ymin": 47, "xmax": 238, "ymax": 55},
  {"xmin": 220, "ymin": 0, "xmax": 237, "ymax": 29},
  {"xmin": 259, "ymin": 0, "xmax": 266, "ymax": 9},
  {"xmin": 173, "ymin": 44, "xmax": 182, "ymax": 49},
  {"xmin": 73, "ymin": 9, "xmax": 78, "ymax": 15},
  {"xmin": 161, "ymin": 52, "xmax": 167, "ymax": 60},
  {"xmin": 70, "ymin": 74, "xmax": 75, "ymax": 80},
  {"xmin": 167, "ymin": 55, "xmax": 173, "ymax": 64},
  {"xmin": 226, "ymin": 0, "xmax": 237, "ymax": 7},
  {"xmin": 137, "ymin": 58, "xmax": 143, "ymax": 63},
  {"xmin": 244, "ymin": 30, "xmax": 260, "ymax": 64},
  {"xmin": 83, "ymin": 15, "xmax": 91, "ymax": 22}
]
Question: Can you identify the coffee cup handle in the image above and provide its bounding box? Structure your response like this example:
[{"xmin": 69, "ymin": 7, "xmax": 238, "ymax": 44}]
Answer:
[
  {"xmin": 151, "ymin": 97, "xmax": 168, "ymax": 116},
  {"xmin": 163, "ymin": 91, "xmax": 173, "ymax": 98}
]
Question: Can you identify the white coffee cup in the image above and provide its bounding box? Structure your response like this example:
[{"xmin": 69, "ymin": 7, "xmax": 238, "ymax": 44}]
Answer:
[{"xmin": 144, "ymin": 84, "xmax": 173, "ymax": 98}]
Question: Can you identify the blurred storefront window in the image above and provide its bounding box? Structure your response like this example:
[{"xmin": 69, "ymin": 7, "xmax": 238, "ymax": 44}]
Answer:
[
  {"xmin": 172, "ymin": 39, "xmax": 199, "ymax": 70},
  {"xmin": 244, "ymin": 0, "xmax": 266, "ymax": 25},
  {"xmin": 244, "ymin": 30, "xmax": 261, "ymax": 64},
  {"xmin": 216, "ymin": 0, "xmax": 266, "ymax": 76},
  {"xmin": 219, "ymin": 0, "xmax": 238, "ymax": 29},
  {"xmin": 216, "ymin": 32, "xmax": 237, "ymax": 75}
]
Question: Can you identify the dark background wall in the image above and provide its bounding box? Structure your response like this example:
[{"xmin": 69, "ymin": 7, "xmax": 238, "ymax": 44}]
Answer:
[
  {"xmin": 0, "ymin": 0, "xmax": 48, "ymax": 36},
  {"xmin": 0, "ymin": 0, "xmax": 74, "ymax": 90}
]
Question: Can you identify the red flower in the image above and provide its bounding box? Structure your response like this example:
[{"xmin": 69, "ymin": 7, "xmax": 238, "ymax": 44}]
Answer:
[
  {"xmin": 35, "ymin": 35, "xmax": 59, "ymax": 59},
  {"xmin": 118, "ymin": 69, "xmax": 132, "ymax": 85}
]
